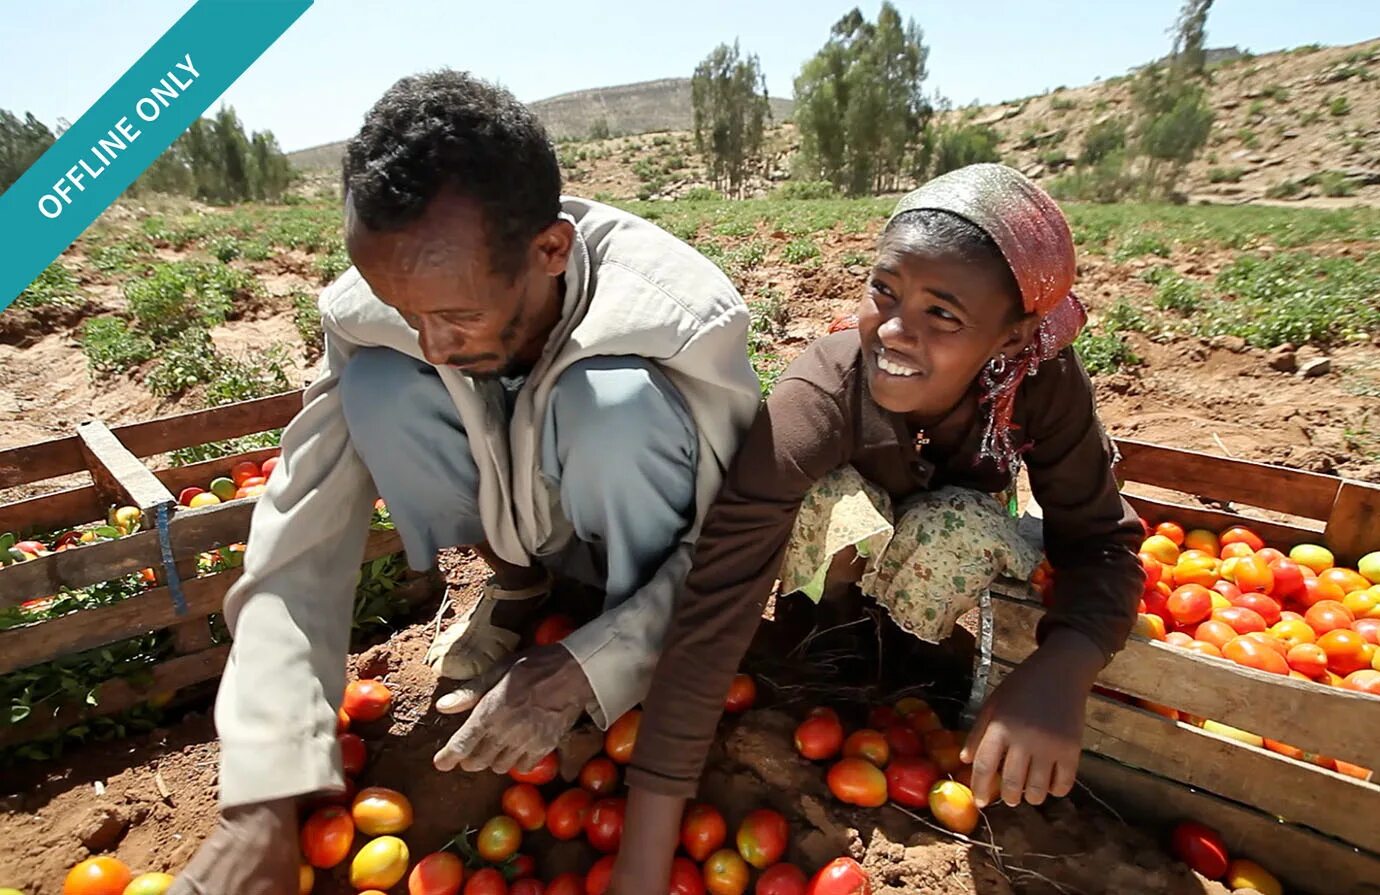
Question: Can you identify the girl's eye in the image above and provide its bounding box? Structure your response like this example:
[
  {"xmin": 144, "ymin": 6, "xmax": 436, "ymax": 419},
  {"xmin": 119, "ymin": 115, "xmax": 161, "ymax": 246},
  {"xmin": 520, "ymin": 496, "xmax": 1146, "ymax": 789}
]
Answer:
[
  {"xmin": 928, "ymin": 306, "xmax": 962, "ymax": 328},
  {"xmin": 869, "ymin": 279, "xmax": 894, "ymax": 299}
]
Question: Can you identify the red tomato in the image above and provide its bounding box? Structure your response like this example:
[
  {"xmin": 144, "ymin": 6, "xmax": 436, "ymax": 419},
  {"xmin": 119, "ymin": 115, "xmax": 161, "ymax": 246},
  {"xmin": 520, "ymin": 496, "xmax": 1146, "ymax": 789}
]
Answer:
[
  {"xmin": 547, "ymin": 788, "xmax": 593, "ymax": 840},
  {"xmin": 408, "ymin": 851, "xmax": 465, "ymax": 895},
  {"xmin": 794, "ymin": 712, "xmax": 845, "ymax": 760},
  {"xmin": 502, "ymin": 783, "xmax": 546, "ymax": 832},
  {"xmin": 806, "ymin": 857, "xmax": 871, "ymax": 895},
  {"xmin": 464, "ymin": 868, "xmax": 508, "ymax": 895},
  {"xmin": 670, "ymin": 857, "xmax": 708, "ymax": 895},
  {"xmin": 827, "ymin": 758, "xmax": 888, "ymax": 807},
  {"xmin": 579, "ymin": 757, "xmax": 620, "ymax": 796},
  {"xmin": 884, "ymin": 755, "xmax": 944, "ymax": 808},
  {"xmin": 533, "ymin": 613, "xmax": 577, "ymax": 646},
  {"xmin": 260, "ymin": 455, "xmax": 280, "ymax": 477},
  {"xmin": 509, "ymin": 751, "xmax": 558, "ymax": 785},
  {"xmin": 1167, "ymin": 585, "xmax": 1213, "ymax": 626},
  {"xmin": 681, "ymin": 802, "xmax": 728, "ymax": 862},
  {"xmin": 1255, "ymin": 547, "xmax": 1284, "ymax": 565},
  {"xmin": 336, "ymin": 706, "xmax": 351, "ymax": 734},
  {"xmin": 704, "ymin": 849, "xmax": 751, "ymax": 895},
  {"xmin": 177, "ymin": 486, "xmax": 205, "ymax": 507},
  {"xmin": 1222, "ymin": 636, "xmax": 1289, "ymax": 675},
  {"xmin": 884, "ymin": 723, "xmax": 924, "ymax": 757},
  {"xmin": 510, "ymin": 855, "xmax": 536, "ymax": 880},
  {"xmin": 511, "ymin": 882, "xmax": 544, "ymax": 895},
  {"xmin": 585, "ymin": 855, "xmax": 616, "ymax": 895},
  {"xmin": 547, "ymin": 874, "xmax": 584, "ymax": 895},
  {"xmin": 1155, "ymin": 521, "xmax": 1185, "ymax": 546},
  {"xmin": 1219, "ymin": 526, "xmax": 1264, "ymax": 553},
  {"xmin": 1138, "ymin": 552, "xmax": 1163, "ymax": 588},
  {"xmin": 904, "ymin": 705, "xmax": 943, "ymax": 734},
  {"xmin": 1212, "ymin": 606, "xmax": 1267, "ymax": 635},
  {"xmin": 756, "ymin": 864, "xmax": 809, "ymax": 895},
  {"xmin": 1230, "ymin": 591, "xmax": 1282, "ymax": 627},
  {"xmin": 230, "ymin": 460, "xmax": 262, "ymax": 485},
  {"xmin": 342, "ymin": 679, "xmax": 393, "ymax": 722},
  {"xmin": 1306, "ymin": 600, "xmax": 1356, "ymax": 636},
  {"xmin": 301, "ymin": 805, "xmax": 355, "ymax": 868},
  {"xmin": 1267, "ymin": 558, "xmax": 1306, "ymax": 601},
  {"xmin": 841, "ymin": 729, "xmax": 890, "ymax": 767},
  {"xmin": 604, "ymin": 710, "xmax": 641, "ymax": 764},
  {"xmin": 1194, "ymin": 619, "xmax": 1238, "ymax": 651},
  {"xmin": 1170, "ymin": 821, "xmax": 1229, "ymax": 879},
  {"xmin": 924, "ymin": 729, "xmax": 966, "ymax": 774},
  {"xmin": 339, "ymin": 733, "xmax": 367, "ymax": 776},
  {"xmin": 867, "ymin": 706, "xmax": 898, "ymax": 730},
  {"xmin": 63, "ymin": 857, "xmax": 133, "ymax": 895},
  {"xmin": 1354, "ymin": 618, "xmax": 1380, "ymax": 645},
  {"xmin": 1212, "ymin": 580, "xmax": 1242, "ymax": 601},
  {"xmin": 725, "ymin": 674, "xmax": 758, "ymax": 713},
  {"xmin": 478, "ymin": 815, "xmax": 522, "ymax": 863},
  {"xmin": 583, "ymin": 797, "xmax": 626, "ymax": 853},
  {"xmin": 1300, "ymin": 576, "xmax": 1346, "ymax": 609},
  {"xmin": 736, "ymin": 808, "xmax": 789, "ymax": 870}
]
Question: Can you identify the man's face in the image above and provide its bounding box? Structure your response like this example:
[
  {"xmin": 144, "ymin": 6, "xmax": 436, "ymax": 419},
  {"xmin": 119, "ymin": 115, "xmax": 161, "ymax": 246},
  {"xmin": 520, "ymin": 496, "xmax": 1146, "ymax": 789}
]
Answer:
[{"xmin": 346, "ymin": 192, "xmax": 572, "ymax": 378}]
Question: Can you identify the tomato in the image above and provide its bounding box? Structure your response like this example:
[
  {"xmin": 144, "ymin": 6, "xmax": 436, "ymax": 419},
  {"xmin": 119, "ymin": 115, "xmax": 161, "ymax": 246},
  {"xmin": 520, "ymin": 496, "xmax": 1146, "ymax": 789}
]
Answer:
[
  {"xmin": 351, "ymin": 835, "xmax": 410, "ymax": 890},
  {"xmin": 1133, "ymin": 613, "xmax": 1167, "ymax": 641},
  {"xmin": 547, "ymin": 874, "xmax": 584, "ymax": 895},
  {"xmin": 1286, "ymin": 643, "xmax": 1329, "ymax": 678},
  {"xmin": 510, "ymin": 855, "xmax": 536, "ymax": 880},
  {"xmin": 882, "ymin": 723, "xmax": 924, "ymax": 757},
  {"xmin": 1171, "ymin": 557, "xmax": 1219, "ymax": 590},
  {"xmin": 177, "ymin": 486, "xmax": 205, "ymax": 507},
  {"xmin": 299, "ymin": 864, "xmax": 314, "ymax": 895},
  {"xmin": 510, "ymin": 751, "xmax": 558, "ymax": 785},
  {"xmin": 547, "ymin": 788, "xmax": 593, "ymax": 840},
  {"xmin": 1219, "ymin": 543, "xmax": 1255, "ymax": 561},
  {"xmin": 502, "ymin": 783, "xmax": 546, "ymax": 832},
  {"xmin": 1343, "ymin": 588, "xmax": 1380, "ymax": 620},
  {"xmin": 585, "ymin": 855, "xmax": 616, "ymax": 895},
  {"xmin": 1194, "ymin": 619, "xmax": 1238, "ymax": 650},
  {"xmin": 409, "ymin": 851, "xmax": 465, "ymax": 895},
  {"xmin": 464, "ymin": 868, "xmax": 508, "ymax": 895},
  {"xmin": 342, "ymin": 679, "xmax": 393, "ymax": 722},
  {"xmin": 1241, "ymin": 631, "xmax": 1288, "ymax": 657},
  {"xmin": 1166, "ymin": 585, "xmax": 1213, "ymax": 626},
  {"xmin": 1225, "ymin": 859, "xmax": 1282, "ymax": 895},
  {"xmin": 62, "ymin": 857, "xmax": 133, "ymax": 895},
  {"xmin": 1138, "ymin": 700, "xmax": 1179, "ymax": 720},
  {"xmin": 1270, "ymin": 617, "xmax": 1316, "ymax": 648},
  {"xmin": 1222, "ymin": 636, "xmax": 1289, "ymax": 675},
  {"xmin": 579, "ymin": 757, "xmax": 620, "ymax": 796},
  {"xmin": 1229, "ymin": 591, "xmax": 1282, "ymax": 627},
  {"xmin": 681, "ymin": 802, "xmax": 728, "ymax": 862},
  {"xmin": 1229, "ymin": 555, "xmax": 1274, "ymax": 594},
  {"xmin": 1307, "ymin": 600, "xmax": 1356, "ymax": 636},
  {"xmin": 1212, "ymin": 606, "xmax": 1267, "ymax": 635},
  {"xmin": 841, "ymin": 729, "xmax": 889, "ymax": 767},
  {"xmin": 928, "ymin": 780, "xmax": 979, "ymax": 835},
  {"xmin": 336, "ymin": 706, "xmax": 351, "ymax": 734},
  {"xmin": 1162, "ymin": 631, "xmax": 1192, "ymax": 648},
  {"xmin": 1343, "ymin": 669, "xmax": 1380, "ymax": 694},
  {"xmin": 884, "ymin": 755, "xmax": 943, "ymax": 808},
  {"xmin": 794, "ymin": 712, "xmax": 845, "ymax": 761},
  {"xmin": 1155, "ymin": 521, "xmax": 1185, "ymax": 546},
  {"xmin": 670, "ymin": 857, "xmax": 707, "ymax": 895},
  {"xmin": 533, "ymin": 613, "xmax": 576, "ymax": 646},
  {"xmin": 1185, "ymin": 640, "xmax": 1222, "ymax": 658},
  {"xmin": 1355, "ymin": 618, "xmax": 1380, "ymax": 645},
  {"xmin": 736, "ymin": 808, "xmax": 788, "ymax": 869},
  {"xmin": 1322, "ymin": 567, "xmax": 1371, "ymax": 595},
  {"xmin": 231, "ymin": 460, "xmax": 262, "ymax": 486},
  {"xmin": 1262, "ymin": 738, "xmax": 1306, "ymax": 760},
  {"xmin": 724, "ymin": 674, "xmax": 758, "ymax": 713},
  {"xmin": 510, "ymin": 882, "xmax": 544, "ymax": 895},
  {"xmin": 260, "ymin": 455, "xmax": 280, "ymax": 477},
  {"xmin": 1319, "ymin": 629, "xmax": 1370, "ymax": 675},
  {"xmin": 301, "ymin": 805, "xmax": 354, "ymax": 868},
  {"xmin": 827, "ymin": 758, "xmax": 888, "ymax": 807},
  {"xmin": 1219, "ymin": 526, "xmax": 1264, "ymax": 553},
  {"xmin": 339, "ymin": 733, "xmax": 367, "ymax": 776},
  {"xmin": 121, "ymin": 872, "xmax": 174, "ymax": 895},
  {"xmin": 1267, "ymin": 557, "xmax": 1306, "ymax": 602},
  {"xmin": 1170, "ymin": 820, "xmax": 1228, "ymax": 879},
  {"xmin": 924, "ymin": 729, "xmax": 966, "ymax": 774},
  {"xmin": 893, "ymin": 696, "xmax": 930, "ymax": 716},
  {"xmin": 703, "ymin": 849, "xmax": 750, "ymax": 895},
  {"xmin": 1140, "ymin": 535, "xmax": 1180, "ymax": 566},
  {"xmin": 1300, "ymin": 576, "xmax": 1346, "ymax": 609},
  {"xmin": 478, "ymin": 815, "xmax": 522, "ymax": 863},
  {"xmin": 352, "ymin": 786, "xmax": 414, "ymax": 835},
  {"xmin": 604, "ymin": 710, "xmax": 641, "ymax": 764},
  {"xmin": 583, "ymin": 797, "xmax": 625, "ymax": 853},
  {"xmin": 806, "ymin": 857, "xmax": 871, "ymax": 895},
  {"xmin": 1138, "ymin": 553, "xmax": 1163, "ymax": 588},
  {"xmin": 867, "ymin": 705, "xmax": 898, "ymax": 730},
  {"xmin": 1336, "ymin": 760, "xmax": 1374, "ymax": 781},
  {"xmin": 756, "ymin": 864, "xmax": 809, "ymax": 895}
]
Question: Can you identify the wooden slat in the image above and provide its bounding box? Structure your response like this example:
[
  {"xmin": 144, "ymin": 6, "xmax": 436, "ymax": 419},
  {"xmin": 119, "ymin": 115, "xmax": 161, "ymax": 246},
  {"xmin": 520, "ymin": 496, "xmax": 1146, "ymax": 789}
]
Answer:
[
  {"xmin": 988, "ymin": 659, "xmax": 1380, "ymax": 853},
  {"xmin": 1324, "ymin": 480, "xmax": 1380, "ymax": 566},
  {"xmin": 0, "ymin": 485, "xmax": 104, "ymax": 539},
  {"xmin": 1124, "ymin": 493, "xmax": 1324, "ymax": 547},
  {"xmin": 115, "ymin": 390, "xmax": 302, "ymax": 458},
  {"xmin": 0, "ymin": 436, "xmax": 85, "ymax": 491},
  {"xmin": 991, "ymin": 590, "xmax": 1380, "ymax": 766},
  {"xmin": 0, "ymin": 527, "xmax": 405, "ymax": 674},
  {"xmin": 1078, "ymin": 754, "xmax": 1380, "ymax": 895},
  {"xmin": 1113, "ymin": 438, "xmax": 1341, "ymax": 521},
  {"xmin": 76, "ymin": 420, "xmax": 177, "ymax": 510}
]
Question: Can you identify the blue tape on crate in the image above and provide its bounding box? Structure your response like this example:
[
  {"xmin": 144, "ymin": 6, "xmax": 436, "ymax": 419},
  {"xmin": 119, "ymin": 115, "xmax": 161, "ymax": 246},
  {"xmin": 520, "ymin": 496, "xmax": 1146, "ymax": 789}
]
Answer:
[{"xmin": 154, "ymin": 500, "xmax": 188, "ymax": 615}]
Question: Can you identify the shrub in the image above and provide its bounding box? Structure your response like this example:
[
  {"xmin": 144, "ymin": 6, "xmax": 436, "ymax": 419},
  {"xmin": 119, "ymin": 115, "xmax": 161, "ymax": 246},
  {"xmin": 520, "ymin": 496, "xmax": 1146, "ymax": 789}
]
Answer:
[
  {"xmin": 773, "ymin": 181, "xmax": 838, "ymax": 200},
  {"xmin": 1080, "ymin": 118, "xmax": 1128, "ymax": 165},
  {"xmin": 782, "ymin": 238, "xmax": 821, "ymax": 264},
  {"xmin": 81, "ymin": 317, "xmax": 155, "ymax": 375}
]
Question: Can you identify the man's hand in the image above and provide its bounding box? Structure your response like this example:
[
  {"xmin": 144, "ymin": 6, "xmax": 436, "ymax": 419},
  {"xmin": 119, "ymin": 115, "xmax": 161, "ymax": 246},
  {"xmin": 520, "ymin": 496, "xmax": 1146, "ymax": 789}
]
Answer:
[
  {"xmin": 962, "ymin": 628, "xmax": 1104, "ymax": 809},
  {"xmin": 167, "ymin": 799, "xmax": 298, "ymax": 895},
  {"xmin": 433, "ymin": 644, "xmax": 594, "ymax": 776}
]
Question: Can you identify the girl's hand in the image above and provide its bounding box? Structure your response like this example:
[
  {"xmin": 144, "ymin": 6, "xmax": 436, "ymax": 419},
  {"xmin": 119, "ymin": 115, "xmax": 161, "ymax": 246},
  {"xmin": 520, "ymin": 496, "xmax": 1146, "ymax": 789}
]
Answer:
[
  {"xmin": 607, "ymin": 787, "xmax": 685, "ymax": 894},
  {"xmin": 961, "ymin": 628, "xmax": 1104, "ymax": 808}
]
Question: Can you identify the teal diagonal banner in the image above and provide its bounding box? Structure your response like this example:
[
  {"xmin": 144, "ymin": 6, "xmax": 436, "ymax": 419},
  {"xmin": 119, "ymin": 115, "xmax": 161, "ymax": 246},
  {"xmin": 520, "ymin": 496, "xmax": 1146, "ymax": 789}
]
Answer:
[{"xmin": 0, "ymin": 0, "xmax": 312, "ymax": 311}]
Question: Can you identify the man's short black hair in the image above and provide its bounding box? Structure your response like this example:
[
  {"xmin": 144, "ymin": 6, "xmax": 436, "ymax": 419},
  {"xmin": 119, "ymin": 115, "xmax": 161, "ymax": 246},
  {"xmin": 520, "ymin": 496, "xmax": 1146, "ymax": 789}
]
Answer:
[{"xmin": 343, "ymin": 69, "xmax": 562, "ymax": 279}]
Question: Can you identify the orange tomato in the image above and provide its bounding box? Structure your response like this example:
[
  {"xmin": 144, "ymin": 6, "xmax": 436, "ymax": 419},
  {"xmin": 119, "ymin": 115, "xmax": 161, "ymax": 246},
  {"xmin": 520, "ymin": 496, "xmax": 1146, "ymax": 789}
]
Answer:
[
  {"xmin": 1262, "ymin": 738, "xmax": 1306, "ymax": 760},
  {"xmin": 342, "ymin": 679, "xmax": 392, "ymax": 723},
  {"xmin": 1164, "ymin": 631, "xmax": 1194, "ymax": 647},
  {"xmin": 1322, "ymin": 567, "xmax": 1370, "ymax": 595},
  {"xmin": 1334, "ymin": 760, "xmax": 1374, "ymax": 781},
  {"xmin": 1229, "ymin": 555, "xmax": 1274, "ymax": 594},
  {"xmin": 928, "ymin": 780, "xmax": 980, "ymax": 835},
  {"xmin": 1300, "ymin": 576, "xmax": 1346, "ymax": 609},
  {"xmin": 1171, "ymin": 558, "xmax": 1220, "ymax": 590},
  {"xmin": 299, "ymin": 864, "xmax": 314, "ymax": 895},
  {"xmin": 1155, "ymin": 521, "xmax": 1186, "ymax": 546},
  {"xmin": 1219, "ymin": 542, "xmax": 1256, "ymax": 560},
  {"xmin": 1256, "ymin": 547, "xmax": 1285, "ymax": 564},
  {"xmin": 1138, "ymin": 553, "xmax": 1163, "ymax": 588},
  {"xmin": 1269, "ymin": 617, "xmax": 1316, "ymax": 648},
  {"xmin": 1305, "ymin": 600, "xmax": 1356, "ymax": 635},
  {"xmin": 703, "ymin": 849, "xmax": 750, "ymax": 895},
  {"xmin": 1194, "ymin": 620, "xmax": 1238, "ymax": 651},
  {"xmin": 1185, "ymin": 640, "xmax": 1223, "ymax": 658},
  {"xmin": 924, "ymin": 729, "xmax": 966, "ymax": 774},
  {"xmin": 1241, "ymin": 632, "xmax": 1288, "ymax": 656},
  {"xmin": 1134, "ymin": 613, "xmax": 1167, "ymax": 641},
  {"xmin": 62, "ymin": 857, "xmax": 132, "ymax": 895},
  {"xmin": 1232, "ymin": 592, "xmax": 1283, "ymax": 626},
  {"xmin": 1222, "ymin": 636, "xmax": 1289, "ymax": 675},
  {"xmin": 352, "ymin": 787, "xmax": 414, "ymax": 836},
  {"xmin": 1355, "ymin": 617, "xmax": 1380, "ymax": 645},
  {"xmin": 826, "ymin": 758, "xmax": 888, "ymax": 807},
  {"xmin": 1183, "ymin": 529, "xmax": 1220, "ymax": 556},
  {"xmin": 1319, "ymin": 629, "xmax": 1371, "ymax": 676},
  {"xmin": 408, "ymin": 851, "xmax": 464, "ymax": 895},
  {"xmin": 1139, "ymin": 700, "xmax": 1180, "ymax": 720},
  {"xmin": 1343, "ymin": 669, "xmax": 1380, "ymax": 695},
  {"xmin": 230, "ymin": 460, "xmax": 261, "ymax": 486},
  {"xmin": 1212, "ymin": 606, "xmax": 1267, "ymax": 635},
  {"xmin": 1140, "ymin": 535, "xmax": 1180, "ymax": 566},
  {"xmin": 841, "ymin": 729, "xmax": 890, "ymax": 767},
  {"xmin": 301, "ymin": 805, "xmax": 355, "ymax": 868},
  {"xmin": 1220, "ymin": 526, "xmax": 1265, "ymax": 552},
  {"xmin": 500, "ymin": 783, "xmax": 546, "ymax": 832},
  {"xmin": 1286, "ymin": 643, "xmax": 1329, "ymax": 678},
  {"xmin": 336, "ymin": 706, "xmax": 351, "ymax": 734},
  {"xmin": 604, "ymin": 709, "xmax": 641, "ymax": 764},
  {"xmin": 1167, "ymin": 585, "xmax": 1214, "ymax": 626}
]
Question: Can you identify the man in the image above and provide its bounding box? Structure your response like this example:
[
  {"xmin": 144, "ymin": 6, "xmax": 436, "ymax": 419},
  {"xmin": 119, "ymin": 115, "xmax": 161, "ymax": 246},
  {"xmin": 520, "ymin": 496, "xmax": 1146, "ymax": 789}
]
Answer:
[{"xmin": 171, "ymin": 70, "xmax": 759, "ymax": 893}]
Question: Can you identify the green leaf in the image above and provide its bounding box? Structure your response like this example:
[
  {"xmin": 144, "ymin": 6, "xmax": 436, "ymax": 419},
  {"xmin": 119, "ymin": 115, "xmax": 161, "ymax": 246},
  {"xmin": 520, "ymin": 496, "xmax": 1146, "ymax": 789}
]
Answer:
[
  {"xmin": 9, "ymin": 705, "xmax": 31, "ymax": 723},
  {"xmin": 0, "ymin": 533, "xmax": 15, "ymax": 552}
]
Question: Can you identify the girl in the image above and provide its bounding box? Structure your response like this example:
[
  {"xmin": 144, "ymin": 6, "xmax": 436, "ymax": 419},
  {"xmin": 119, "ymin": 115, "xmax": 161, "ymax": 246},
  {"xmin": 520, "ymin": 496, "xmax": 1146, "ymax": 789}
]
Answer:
[{"xmin": 609, "ymin": 163, "xmax": 1144, "ymax": 891}]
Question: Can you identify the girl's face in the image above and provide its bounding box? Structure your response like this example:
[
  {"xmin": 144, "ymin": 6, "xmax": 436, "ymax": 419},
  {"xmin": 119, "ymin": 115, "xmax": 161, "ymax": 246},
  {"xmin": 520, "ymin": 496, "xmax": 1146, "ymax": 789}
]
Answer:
[{"xmin": 857, "ymin": 229, "xmax": 1039, "ymax": 422}]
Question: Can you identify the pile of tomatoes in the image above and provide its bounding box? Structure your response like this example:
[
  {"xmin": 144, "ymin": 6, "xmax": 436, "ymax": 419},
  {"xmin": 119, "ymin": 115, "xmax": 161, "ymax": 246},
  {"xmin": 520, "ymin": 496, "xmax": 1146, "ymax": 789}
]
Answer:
[
  {"xmin": 50, "ymin": 859, "xmax": 171, "ymax": 895},
  {"xmin": 1170, "ymin": 821, "xmax": 1282, "ymax": 895},
  {"xmin": 174, "ymin": 453, "xmax": 281, "ymax": 509}
]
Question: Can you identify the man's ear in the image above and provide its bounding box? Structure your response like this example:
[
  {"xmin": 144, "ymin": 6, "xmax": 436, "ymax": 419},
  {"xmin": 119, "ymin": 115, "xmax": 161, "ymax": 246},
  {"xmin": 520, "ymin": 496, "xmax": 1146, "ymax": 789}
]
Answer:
[{"xmin": 534, "ymin": 219, "xmax": 575, "ymax": 277}]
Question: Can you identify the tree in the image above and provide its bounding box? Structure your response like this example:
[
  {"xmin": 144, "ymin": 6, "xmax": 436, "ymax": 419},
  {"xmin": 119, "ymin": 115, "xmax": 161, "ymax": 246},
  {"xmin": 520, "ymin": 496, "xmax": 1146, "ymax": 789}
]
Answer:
[
  {"xmin": 1169, "ymin": 0, "xmax": 1214, "ymax": 80},
  {"xmin": 1132, "ymin": 0, "xmax": 1216, "ymax": 197},
  {"xmin": 793, "ymin": 3, "xmax": 929, "ymax": 195},
  {"xmin": 0, "ymin": 110, "xmax": 55, "ymax": 193},
  {"xmin": 129, "ymin": 105, "xmax": 294, "ymax": 203},
  {"xmin": 691, "ymin": 41, "xmax": 771, "ymax": 197}
]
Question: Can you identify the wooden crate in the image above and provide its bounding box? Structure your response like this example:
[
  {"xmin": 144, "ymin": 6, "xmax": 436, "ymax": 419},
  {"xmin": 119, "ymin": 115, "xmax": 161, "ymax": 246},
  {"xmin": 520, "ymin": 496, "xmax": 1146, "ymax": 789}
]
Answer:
[
  {"xmin": 989, "ymin": 439, "xmax": 1380, "ymax": 895},
  {"xmin": 0, "ymin": 390, "xmax": 431, "ymax": 749}
]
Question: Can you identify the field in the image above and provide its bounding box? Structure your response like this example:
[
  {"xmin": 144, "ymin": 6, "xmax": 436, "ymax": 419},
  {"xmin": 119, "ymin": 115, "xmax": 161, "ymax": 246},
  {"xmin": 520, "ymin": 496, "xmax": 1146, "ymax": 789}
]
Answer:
[{"xmin": 2, "ymin": 190, "xmax": 1380, "ymax": 894}]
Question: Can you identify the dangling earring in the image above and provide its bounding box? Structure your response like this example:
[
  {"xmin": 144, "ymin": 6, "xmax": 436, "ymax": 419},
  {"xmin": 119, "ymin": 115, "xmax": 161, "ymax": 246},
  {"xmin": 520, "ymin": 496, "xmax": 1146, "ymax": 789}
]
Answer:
[
  {"xmin": 988, "ymin": 354, "xmax": 1008, "ymax": 376},
  {"xmin": 979, "ymin": 353, "xmax": 1009, "ymax": 397}
]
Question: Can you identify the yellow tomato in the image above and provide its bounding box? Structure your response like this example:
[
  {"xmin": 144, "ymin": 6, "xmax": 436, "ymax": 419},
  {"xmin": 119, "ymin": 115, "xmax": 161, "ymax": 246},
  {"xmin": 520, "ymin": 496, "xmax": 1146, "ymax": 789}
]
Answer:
[
  {"xmin": 1289, "ymin": 543, "xmax": 1335, "ymax": 575},
  {"xmin": 351, "ymin": 787, "xmax": 414, "ymax": 836},
  {"xmin": 1209, "ymin": 593, "xmax": 1232, "ymax": 611},
  {"xmin": 1172, "ymin": 556, "xmax": 1220, "ymax": 589},
  {"xmin": 1343, "ymin": 588, "xmax": 1380, "ymax": 620},
  {"xmin": 187, "ymin": 492, "xmax": 222, "ymax": 508},
  {"xmin": 1359, "ymin": 551, "xmax": 1380, "ymax": 584},
  {"xmin": 1141, "ymin": 535, "xmax": 1180, "ymax": 566},
  {"xmin": 1202, "ymin": 720, "xmax": 1263, "ymax": 748},
  {"xmin": 1226, "ymin": 859, "xmax": 1281, "ymax": 895},
  {"xmin": 349, "ymin": 836, "xmax": 410, "ymax": 891},
  {"xmin": 1182, "ymin": 529, "xmax": 1220, "ymax": 557},
  {"xmin": 122, "ymin": 874, "xmax": 175, "ymax": 895},
  {"xmin": 928, "ymin": 780, "xmax": 980, "ymax": 835}
]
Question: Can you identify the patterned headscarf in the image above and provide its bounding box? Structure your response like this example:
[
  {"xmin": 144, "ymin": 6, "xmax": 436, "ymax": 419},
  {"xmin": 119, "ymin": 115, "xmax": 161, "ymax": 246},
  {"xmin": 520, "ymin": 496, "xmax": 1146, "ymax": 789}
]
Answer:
[{"xmin": 839, "ymin": 163, "xmax": 1087, "ymax": 472}]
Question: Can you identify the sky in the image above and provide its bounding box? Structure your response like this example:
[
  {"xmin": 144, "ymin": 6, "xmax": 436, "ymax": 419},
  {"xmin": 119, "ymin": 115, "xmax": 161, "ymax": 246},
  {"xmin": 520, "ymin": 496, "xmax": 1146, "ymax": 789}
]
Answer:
[{"xmin": 3, "ymin": 1, "xmax": 1378, "ymax": 153}]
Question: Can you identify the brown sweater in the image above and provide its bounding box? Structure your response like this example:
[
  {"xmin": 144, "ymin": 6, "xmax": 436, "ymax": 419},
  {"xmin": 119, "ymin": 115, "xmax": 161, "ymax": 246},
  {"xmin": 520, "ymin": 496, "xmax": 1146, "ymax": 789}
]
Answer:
[{"xmin": 626, "ymin": 331, "xmax": 1144, "ymax": 798}]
